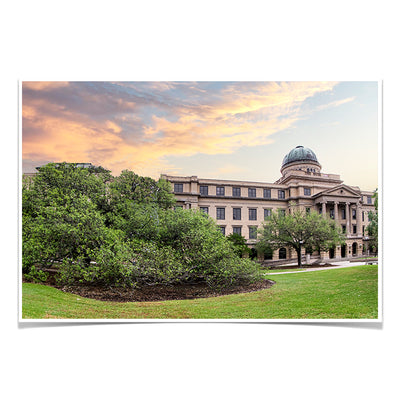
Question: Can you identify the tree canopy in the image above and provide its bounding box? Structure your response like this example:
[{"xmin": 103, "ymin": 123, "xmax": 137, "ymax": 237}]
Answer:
[
  {"xmin": 22, "ymin": 164, "xmax": 262, "ymax": 289},
  {"xmin": 256, "ymin": 206, "xmax": 345, "ymax": 267}
]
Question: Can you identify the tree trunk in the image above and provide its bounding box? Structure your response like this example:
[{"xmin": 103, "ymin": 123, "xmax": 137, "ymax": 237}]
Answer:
[{"xmin": 297, "ymin": 247, "xmax": 302, "ymax": 267}]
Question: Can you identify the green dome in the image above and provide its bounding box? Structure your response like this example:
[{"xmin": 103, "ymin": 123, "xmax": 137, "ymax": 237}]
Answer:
[{"xmin": 282, "ymin": 145, "xmax": 319, "ymax": 168}]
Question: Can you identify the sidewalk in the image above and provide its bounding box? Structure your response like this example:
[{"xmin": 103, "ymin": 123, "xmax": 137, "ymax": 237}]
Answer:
[{"xmin": 265, "ymin": 260, "xmax": 376, "ymax": 275}]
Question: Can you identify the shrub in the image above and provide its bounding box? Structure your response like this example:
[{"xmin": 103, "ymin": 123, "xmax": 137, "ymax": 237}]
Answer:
[
  {"xmin": 23, "ymin": 266, "xmax": 49, "ymax": 283},
  {"xmin": 23, "ymin": 165, "xmax": 263, "ymax": 290}
]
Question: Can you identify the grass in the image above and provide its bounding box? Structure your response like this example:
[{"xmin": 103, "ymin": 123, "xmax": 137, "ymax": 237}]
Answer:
[{"xmin": 21, "ymin": 265, "xmax": 378, "ymax": 319}]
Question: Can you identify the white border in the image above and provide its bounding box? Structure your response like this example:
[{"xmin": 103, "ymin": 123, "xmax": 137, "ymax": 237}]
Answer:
[{"xmin": 18, "ymin": 80, "xmax": 382, "ymax": 324}]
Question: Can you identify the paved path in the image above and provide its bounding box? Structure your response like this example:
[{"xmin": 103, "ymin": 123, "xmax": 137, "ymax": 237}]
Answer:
[{"xmin": 265, "ymin": 261, "xmax": 376, "ymax": 275}]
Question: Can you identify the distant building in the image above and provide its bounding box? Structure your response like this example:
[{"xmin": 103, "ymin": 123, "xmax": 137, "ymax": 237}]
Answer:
[{"xmin": 161, "ymin": 146, "xmax": 376, "ymax": 262}]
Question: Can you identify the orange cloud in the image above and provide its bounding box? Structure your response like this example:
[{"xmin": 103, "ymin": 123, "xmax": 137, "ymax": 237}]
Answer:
[
  {"xmin": 22, "ymin": 81, "xmax": 339, "ymax": 178},
  {"xmin": 23, "ymin": 81, "xmax": 70, "ymax": 91}
]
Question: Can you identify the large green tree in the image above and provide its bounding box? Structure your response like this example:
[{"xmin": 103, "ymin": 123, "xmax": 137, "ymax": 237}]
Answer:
[
  {"xmin": 22, "ymin": 164, "xmax": 262, "ymax": 289},
  {"xmin": 22, "ymin": 163, "xmax": 115, "ymax": 274},
  {"xmin": 256, "ymin": 207, "xmax": 345, "ymax": 267}
]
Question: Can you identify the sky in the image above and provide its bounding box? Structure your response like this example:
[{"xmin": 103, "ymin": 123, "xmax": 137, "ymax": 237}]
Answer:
[{"xmin": 22, "ymin": 81, "xmax": 378, "ymax": 191}]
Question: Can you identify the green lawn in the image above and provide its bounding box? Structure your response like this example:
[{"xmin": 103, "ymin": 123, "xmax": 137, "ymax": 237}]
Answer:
[{"xmin": 21, "ymin": 265, "xmax": 378, "ymax": 319}]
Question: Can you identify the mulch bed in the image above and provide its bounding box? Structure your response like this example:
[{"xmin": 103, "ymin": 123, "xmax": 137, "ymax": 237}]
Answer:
[{"xmin": 49, "ymin": 279, "xmax": 275, "ymax": 302}]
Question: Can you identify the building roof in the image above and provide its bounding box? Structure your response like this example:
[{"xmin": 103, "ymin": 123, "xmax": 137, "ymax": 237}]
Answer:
[{"xmin": 282, "ymin": 145, "xmax": 320, "ymax": 168}]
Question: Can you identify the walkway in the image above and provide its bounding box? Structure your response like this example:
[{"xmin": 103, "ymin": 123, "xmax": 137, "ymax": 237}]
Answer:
[{"xmin": 265, "ymin": 260, "xmax": 377, "ymax": 275}]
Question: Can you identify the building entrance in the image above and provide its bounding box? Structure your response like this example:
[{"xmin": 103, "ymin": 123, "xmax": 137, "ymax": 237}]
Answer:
[{"xmin": 352, "ymin": 242, "xmax": 357, "ymax": 256}]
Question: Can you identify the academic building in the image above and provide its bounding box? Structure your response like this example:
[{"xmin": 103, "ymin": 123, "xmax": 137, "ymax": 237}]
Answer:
[{"xmin": 161, "ymin": 146, "xmax": 376, "ymax": 263}]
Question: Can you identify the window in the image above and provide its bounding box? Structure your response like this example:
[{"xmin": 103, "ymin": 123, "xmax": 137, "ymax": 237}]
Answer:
[
  {"xmin": 233, "ymin": 226, "xmax": 242, "ymax": 235},
  {"xmin": 329, "ymin": 209, "xmax": 334, "ymax": 219},
  {"xmin": 342, "ymin": 225, "xmax": 346, "ymax": 234},
  {"xmin": 279, "ymin": 248, "xmax": 287, "ymax": 259},
  {"xmin": 367, "ymin": 196, "xmax": 372, "ymax": 204},
  {"xmin": 279, "ymin": 209, "xmax": 285, "ymax": 218},
  {"xmin": 363, "ymin": 226, "xmax": 365, "ymax": 235},
  {"xmin": 174, "ymin": 183, "xmax": 183, "ymax": 193},
  {"xmin": 232, "ymin": 187, "xmax": 241, "ymax": 197},
  {"xmin": 248, "ymin": 188, "xmax": 256, "ymax": 198},
  {"xmin": 263, "ymin": 188, "xmax": 271, "ymax": 199},
  {"xmin": 352, "ymin": 209, "xmax": 356, "ymax": 220},
  {"xmin": 219, "ymin": 226, "xmax": 226, "ymax": 236},
  {"xmin": 233, "ymin": 208, "xmax": 241, "ymax": 220},
  {"xmin": 264, "ymin": 209, "xmax": 271, "ymax": 219},
  {"xmin": 341, "ymin": 209, "xmax": 346, "ymax": 219},
  {"xmin": 362, "ymin": 211, "xmax": 365, "ymax": 222},
  {"xmin": 249, "ymin": 208, "xmax": 257, "ymax": 221},
  {"xmin": 200, "ymin": 206, "xmax": 209, "ymax": 214},
  {"xmin": 200, "ymin": 185, "xmax": 208, "ymax": 196},
  {"xmin": 353, "ymin": 225, "xmax": 357, "ymax": 234},
  {"xmin": 278, "ymin": 190, "xmax": 285, "ymax": 199},
  {"xmin": 249, "ymin": 226, "xmax": 257, "ymax": 239},
  {"xmin": 305, "ymin": 207, "xmax": 311, "ymax": 215},
  {"xmin": 174, "ymin": 205, "xmax": 183, "ymax": 210},
  {"xmin": 304, "ymin": 187, "xmax": 311, "ymax": 196},
  {"xmin": 216, "ymin": 207, "xmax": 225, "ymax": 220},
  {"xmin": 216, "ymin": 186, "xmax": 225, "ymax": 196}
]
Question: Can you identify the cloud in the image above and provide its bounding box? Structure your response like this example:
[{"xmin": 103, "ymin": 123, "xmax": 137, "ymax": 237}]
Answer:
[
  {"xmin": 316, "ymin": 96, "xmax": 356, "ymax": 111},
  {"xmin": 22, "ymin": 81, "xmax": 339, "ymax": 177}
]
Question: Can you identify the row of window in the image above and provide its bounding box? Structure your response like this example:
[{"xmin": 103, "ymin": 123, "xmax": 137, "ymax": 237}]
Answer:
[
  {"xmin": 318, "ymin": 208, "xmax": 372, "ymax": 221},
  {"xmin": 201, "ymin": 186, "xmax": 281, "ymax": 198},
  {"xmin": 223, "ymin": 224, "xmax": 367, "ymax": 238},
  {"xmin": 174, "ymin": 183, "xmax": 292, "ymax": 199},
  {"xmin": 174, "ymin": 183, "xmax": 373, "ymax": 204},
  {"xmin": 200, "ymin": 207, "xmax": 279, "ymax": 220},
  {"xmin": 342, "ymin": 225, "xmax": 367, "ymax": 235},
  {"xmin": 219, "ymin": 225, "xmax": 258, "ymax": 239}
]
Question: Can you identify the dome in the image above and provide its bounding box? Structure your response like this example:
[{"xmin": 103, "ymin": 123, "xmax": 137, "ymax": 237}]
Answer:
[{"xmin": 282, "ymin": 145, "xmax": 319, "ymax": 168}]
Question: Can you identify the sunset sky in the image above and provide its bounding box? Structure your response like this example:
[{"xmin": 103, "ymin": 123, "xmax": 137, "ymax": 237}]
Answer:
[{"xmin": 22, "ymin": 81, "xmax": 379, "ymax": 191}]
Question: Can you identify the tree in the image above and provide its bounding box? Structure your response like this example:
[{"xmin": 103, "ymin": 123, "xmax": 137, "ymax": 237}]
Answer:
[
  {"xmin": 23, "ymin": 164, "xmax": 262, "ymax": 289},
  {"xmin": 22, "ymin": 164, "xmax": 116, "ymax": 273},
  {"xmin": 108, "ymin": 170, "xmax": 175, "ymax": 210},
  {"xmin": 256, "ymin": 207, "xmax": 345, "ymax": 267},
  {"xmin": 366, "ymin": 189, "xmax": 378, "ymax": 254},
  {"xmin": 227, "ymin": 233, "xmax": 251, "ymax": 257}
]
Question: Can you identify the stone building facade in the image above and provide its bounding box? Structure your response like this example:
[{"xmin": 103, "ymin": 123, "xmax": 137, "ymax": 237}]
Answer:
[{"xmin": 161, "ymin": 146, "xmax": 376, "ymax": 262}]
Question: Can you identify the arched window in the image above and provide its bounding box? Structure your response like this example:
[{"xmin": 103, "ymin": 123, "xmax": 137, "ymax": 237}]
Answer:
[{"xmin": 341, "ymin": 244, "xmax": 346, "ymax": 258}]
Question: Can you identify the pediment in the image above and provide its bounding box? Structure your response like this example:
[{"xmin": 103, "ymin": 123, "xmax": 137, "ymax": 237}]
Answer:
[{"xmin": 313, "ymin": 184, "xmax": 361, "ymax": 200}]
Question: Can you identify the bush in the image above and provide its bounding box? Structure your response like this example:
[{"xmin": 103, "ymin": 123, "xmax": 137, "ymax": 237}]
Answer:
[
  {"xmin": 23, "ymin": 165, "xmax": 263, "ymax": 290},
  {"xmin": 23, "ymin": 266, "xmax": 49, "ymax": 283}
]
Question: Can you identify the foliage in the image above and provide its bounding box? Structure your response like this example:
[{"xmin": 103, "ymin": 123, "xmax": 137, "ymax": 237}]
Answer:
[
  {"xmin": 227, "ymin": 233, "xmax": 251, "ymax": 257},
  {"xmin": 367, "ymin": 189, "xmax": 378, "ymax": 253},
  {"xmin": 23, "ymin": 266, "xmax": 48, "ymax": 283},
  {"xmin": 108, "ymin": 170, "xmax": 175, "ymax": 210},
  {"xmin": 23, "ymin": 164, "xmax": 261, "ymax": 289},
  {"xmin": 256, "ymin": 206, "xmax": 345, "ymax": 266}
]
